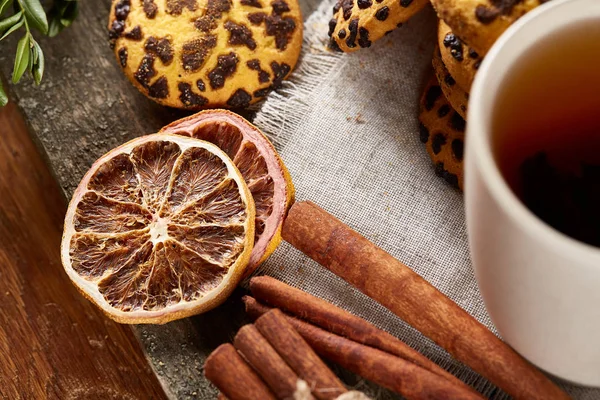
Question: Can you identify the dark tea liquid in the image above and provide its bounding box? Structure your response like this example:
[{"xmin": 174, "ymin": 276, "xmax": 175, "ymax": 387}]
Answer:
[{"xmin": 493, "ymin": 21, "xmax": 600, "ymax": 247}]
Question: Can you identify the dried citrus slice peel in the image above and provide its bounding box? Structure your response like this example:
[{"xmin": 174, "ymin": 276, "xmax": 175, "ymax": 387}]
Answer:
[
  {"xmin": 161, "ymin": 110, "xmax": 294, "ymax": 275},
  {"xmin": 61, "ymin": 134, "xmax": 255, "ymax": 324}
]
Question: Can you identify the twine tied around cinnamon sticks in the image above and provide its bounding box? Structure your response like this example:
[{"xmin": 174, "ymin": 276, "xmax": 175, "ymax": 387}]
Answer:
[{"xmin": 293, "ymin": 381, "xmax": 372, "ymax": 400}]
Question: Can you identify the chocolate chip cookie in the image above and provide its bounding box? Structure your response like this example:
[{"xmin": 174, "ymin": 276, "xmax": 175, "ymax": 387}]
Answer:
[
  {"xmin": 418, "ymin": 74, "xmax": 466, "ymax": 190},
  {"xmin": 431, "ymin": 0, "xmax": 550, "ymax": 55},
  {"xmin": 432, "ymin": 46, "xmax": 468, "ymax": 119},
  {"xmin": 438, "ymin": 19, "xmax": 482, "ymax": 91},
  {"xmin": 328, "ymin": 0, "xmax": 429, "ymax": 52},
  {"xmin": 109, "ymin": 0, "xmax": 303, "ymax": 109}
]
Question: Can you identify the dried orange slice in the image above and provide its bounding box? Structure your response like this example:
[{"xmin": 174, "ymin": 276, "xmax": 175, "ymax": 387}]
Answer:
[
  {"xmin": 161, "ymin": 110, "xmax": 294, "ymax": 275},
  {"xmin": 61, "ymin": 134, "xmax": 255, "ymax": 324}
]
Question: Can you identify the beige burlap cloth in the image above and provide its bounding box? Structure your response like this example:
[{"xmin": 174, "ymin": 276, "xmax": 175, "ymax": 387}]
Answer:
[{"xmin": 251, "ymin": 1, "xmax": 599, "ymax": 398}]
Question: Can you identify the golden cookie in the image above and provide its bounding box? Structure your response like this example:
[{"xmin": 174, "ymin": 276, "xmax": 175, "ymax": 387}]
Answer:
[
  {"xmin": 438, "ymin": 20, "xmax": 482, "ymax": 92},
  {"xmin": 418, "ymin": 74, "xmax": 466, "ymax": 190},
  {"xmin": 432, "ymin": 46, "xmax": 468, "ymax": 119},
  {"xmin": 328, "ymin": 0, "xmax": 429, "ymax": 52},
  {"xmin": 431, "ymin": 0, "xmax": 547, "ymax": 55},
  {"xmin": 108, "ymin": 0, "xmax": 303, "ymax": 109}
]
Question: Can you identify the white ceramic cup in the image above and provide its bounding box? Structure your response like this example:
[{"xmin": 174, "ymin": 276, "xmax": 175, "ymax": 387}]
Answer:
[{"xmin": 465, "ymin": 0, "xmax": 600, "ymax": 387}]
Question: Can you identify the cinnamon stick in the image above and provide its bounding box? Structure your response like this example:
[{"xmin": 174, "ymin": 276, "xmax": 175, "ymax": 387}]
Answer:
[
  {"xmin": 243, "ymin": 295, "xmax": 273, "ymax": 319},
  {"xmin": 254, "ymin": 309, "xmax": 347, "ymax": 400},
  {"xmin": 281, "ymin": 201, "xmax": 569, "ymax": 400},
  {"xmin": 204, "ymin": 344, "xmax": 276, "ymax": 400},
  {"xmin": 249, "ymin": 275, "xmax": 470, "ymax": 391},
  {"xmin": 234, "ymin": 324, "xmax": 310, "ymax": 399},
  {"xmin": 244, "ymin": 296, "xmax": 484, "ymax": 400}
]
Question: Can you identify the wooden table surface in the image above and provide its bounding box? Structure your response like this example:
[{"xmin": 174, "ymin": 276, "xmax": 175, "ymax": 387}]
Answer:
[
  {"xmin": 0, "ymin": 0, "xmax": 319, "ymax": 398},
  {"xmin": 0, "ymin": 101, "xmax": 167, "ymax": 399}
]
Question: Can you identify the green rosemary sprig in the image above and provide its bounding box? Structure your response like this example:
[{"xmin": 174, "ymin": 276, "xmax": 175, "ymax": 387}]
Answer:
[{"xmin": 0, "ymin": 0, "xmax": 78, "ymax": 106}]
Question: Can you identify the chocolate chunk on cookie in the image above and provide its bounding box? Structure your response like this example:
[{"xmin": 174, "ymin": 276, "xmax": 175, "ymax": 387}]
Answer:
[
  {"xmin": 432, "ymin": 46, "xmax": 469, "ymax": 119},
  {"xmin": 419, "ymin": 74, "xmax": 466, "ymax": 190},
  {"xmin": 438, "ymin": 20, "xmax": 482, "ymax": 91},
  {"xmin": 431, "ymin": 0, "xmax": 549, "ymax": 55},
  {"xmin": 109, "ymin": 0, "xmax": 303, "ymax": 109},
  {"xmin": 328, "ymin": 0, "xmax": 429, "ymax": 52}
]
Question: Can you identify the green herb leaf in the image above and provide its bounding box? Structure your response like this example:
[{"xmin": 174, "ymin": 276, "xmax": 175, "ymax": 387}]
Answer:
[
  {"xmin": 0, "ymin": 13, "xmax": 23, "ymax": 41},
  {"xmin": 61, "ymin": 1, "xmax": 77, "ymax": 26},
  {"xmin": 32, "ymin": 40, "xmax": 44, "ymax": 85},
  {"xmin": 48, "ymin": 0, "xmax": 78, "ymax": 37},
  {"xmin": 48, "ymin": 15, "xmax": 60, "ymax": 37},
  {"xmin": 59, "ymin": 17, "xmax": 71, "ymax": 27},
  {"xmin": 0, "ymin": 0, "xmax": 13, "ymax": 16},
  {"xmin": 12, "ymin": 33, "xmax": 30, "ymax": 83},
  {"xmin": 0, "ymin": 80, "xmax": 8, "ymax": 107},
  {"xmin": 31, "ymin": 39, "xmax": 38, "ymax": 63},
  {"xmin": 21, "ymin": 0, "xmax": 48, "ymax": 34},
  {"xmin": 27, "ymin": 43, "xmax": 34, "ymax": 71},
  {"xmin": 0, "ymin": 9, "xmax": 21, "ymax": 33}
]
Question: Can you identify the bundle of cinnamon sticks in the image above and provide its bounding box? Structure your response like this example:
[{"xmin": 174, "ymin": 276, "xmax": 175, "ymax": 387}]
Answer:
[
  {"xmin": 244, "ymin": 277, "xmax": 485, "ymax": 399},
  {"xmin": 205, "ymin": 307, "xmax": 358, "ymax": 400},
  {"xmin": 207, "ymin": 201, "xmax": 570, "ymax": 399},
  {"xmin": 205, "ymin": 278, "xmax": 482, "ymax": 399}
]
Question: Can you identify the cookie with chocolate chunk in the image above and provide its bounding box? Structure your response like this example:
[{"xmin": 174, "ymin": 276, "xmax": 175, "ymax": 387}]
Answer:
[
  {"xmin": 438, "ymin": 20, "xmax": 482, "ymax": 91},
  {"xmin": 432, "ymin": 46, "xmax": 468, "ymax": 119},
  {"xmin": 328, "ymin": 0, "xmax": 429, "ymax": 52},
  {"xmin": 109, "ymin": 0, "xmax": 302, "ymax": 109},
  {"xmin": 418, "ymin": 74, "xmax": 466, "ymax": 190},
  {"xmin": 431, "ymin": 0, "xmax": 549, "ymax": 55}
]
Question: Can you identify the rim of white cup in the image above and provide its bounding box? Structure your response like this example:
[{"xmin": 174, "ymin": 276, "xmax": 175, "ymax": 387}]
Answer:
[{"xmin": 467, "ymin": 0, "xmax": 600, "ymax": 263}]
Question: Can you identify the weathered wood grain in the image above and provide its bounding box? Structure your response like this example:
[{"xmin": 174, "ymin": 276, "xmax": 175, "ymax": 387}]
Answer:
[
  {"xmin": 0, "ymin": 101, "xmax": 167, "ymax": 400},
  {"xmin": 0, "ymin": 0, "xmax": 319, "ymax": 398}
]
